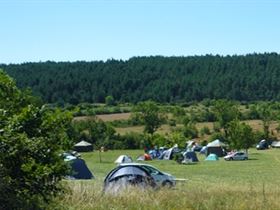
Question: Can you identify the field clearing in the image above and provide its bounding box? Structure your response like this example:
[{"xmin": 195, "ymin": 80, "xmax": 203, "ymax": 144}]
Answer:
[
  {"xmin": 96, "ymin": 113, "xmax": 131, "ymax": 122},
  {"xmin": 56, "ymin": 149, "xmax": 280, "ymax": 210}
]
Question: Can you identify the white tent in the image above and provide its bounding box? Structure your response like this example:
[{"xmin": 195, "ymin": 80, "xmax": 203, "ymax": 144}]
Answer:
[
  {"xmin": 206, "ymin": 139, "xmax": 226, "ymax": 157},
  {"xmin": 207, "ymin": 139, "xmax": 226, "ymax": 147},
  {"xmin": 271, "ymin": 141, "xmax": 280, "ymax": 148},
  {"xmin": 74, "ymin": 140, "xmax": 93, "ymax": 152},
  {"xmin": 115, "ymin": 155, "xmax": 133, "ymax": 164}
]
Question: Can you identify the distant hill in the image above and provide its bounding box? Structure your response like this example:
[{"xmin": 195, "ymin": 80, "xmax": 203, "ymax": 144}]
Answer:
[{"xmin": 2, "ymin": 53, "xmax": 280, "ymax": 104}]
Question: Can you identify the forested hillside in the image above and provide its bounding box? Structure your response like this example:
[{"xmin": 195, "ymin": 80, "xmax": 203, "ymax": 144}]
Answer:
[{"xmin": 2, "ymin": 53, "xmax": 280, "ymax": 104}]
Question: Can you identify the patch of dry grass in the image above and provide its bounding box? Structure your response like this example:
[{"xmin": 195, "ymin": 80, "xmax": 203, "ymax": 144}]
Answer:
[
  {"xmin": 96, "ymin": 113, "xmax": 131, "ymax": 122},
  {"xmin": 55, "ymin": 180, "xmax": 280, "ymax": 210}
]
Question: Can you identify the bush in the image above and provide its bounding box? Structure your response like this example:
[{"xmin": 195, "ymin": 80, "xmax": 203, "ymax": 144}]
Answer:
[
  {"xmin": 183, "ymin": 124, "xmax": 198, "ymax": 139},
  {"xmin": 0, "ymin": 70, "xmax": 72, "ymax": 209},
  {"xmin": 209, "ymin": 132, "xmax": 226, "ymax": 142},
  {"xmin": 200, "ymin": 126, "xmax": 211, "ymax": 136},
  {"xmin": 119, "ymin": 132, "xmax": 143, "ymax": 149}
]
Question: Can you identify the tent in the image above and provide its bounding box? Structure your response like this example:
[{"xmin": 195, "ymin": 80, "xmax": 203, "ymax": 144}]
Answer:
[
  {"xmin": 182, "ymin": 151, "xmax": 199, "ymax": 162},
  {"xmin": 115, "ymin": 155, "xmax": 133, "ymax": 164},
  {"xmin": 205, "ymin": 153, "xmax": 219, "ymax": 161},
  {"xmin": 186, "ymin": 140, "xmax": 195, "ymax": 150},
  {"xmin": 207, "ymin": 139, "xmax": 226, "ymax": 147},
  {"xmin": 64, "ymin": 156, "xmax": 94, "ymax": 179},
  {"xmin": 74, "ymin": 140, "xmax": 93, "ymax": 152},
  {"xmin": 103, "ymin": 165, "xmax": 156, "ymax": 193},
  {"xmin": 256, "ymin": 139, "xmax": 269, "ymax": 150},
  {"xmin": 163, "ymin": 145, "xmax": 180, "ymax": 160},
  {"xmin": 271, "ymin": 141, "xmax": 280, "ymax": 148},
  {"xmin": 200, "ymin": 146, "xmax": 207, "ymax": 154},
  {"xmin": 137, "ymin": 154, "xmax": 152, "ymax": 161},
  {"xmin": 206, "ymin": 139, "xmax": 225, "ymax": 157}
]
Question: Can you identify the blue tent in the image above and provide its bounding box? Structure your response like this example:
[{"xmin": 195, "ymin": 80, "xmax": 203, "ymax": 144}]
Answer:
[
  {"xmin": 183, "ymin": 151, "xmax": 199, "ymax": 162},
  {"xmin": 205, "ymin": 153, "xmax": 219, "ymax": 161},
  {"xmin": 65, "ymin": 157, "xmax": 94, "ymax": 179}
]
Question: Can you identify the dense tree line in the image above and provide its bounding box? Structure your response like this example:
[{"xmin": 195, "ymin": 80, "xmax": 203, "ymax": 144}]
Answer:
[{"xmin": 2, "ymin": 53, "xmax": 280, "ymax": 104}]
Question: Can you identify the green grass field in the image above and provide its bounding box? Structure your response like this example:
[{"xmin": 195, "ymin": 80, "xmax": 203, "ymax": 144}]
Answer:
[{"xmin": 54, "ymin": 149, "xmax": 280, "ymax": 210}]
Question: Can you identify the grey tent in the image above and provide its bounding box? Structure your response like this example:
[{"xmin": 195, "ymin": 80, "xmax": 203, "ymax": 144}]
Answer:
[
  {"xmin": 74, "ymin": 140, "xmax": 93, "ymax": 152},
  {"xmin": 206, "ymin": 139, "xmax": 226, "ymax": 157},
  {"xmin": 163, "ymin": 145, "xmax": 180, "ymax": 160},
  {"xmin": 104, "ymin": 165, "xmax": 156, "ymax": 193},
  {"xmin": 271, "ymin": 141, "xmax": 280, "ymax": 148},
  {"xmin": 115, "ymin": 155, "xmax": 133, "ymax": 164}
]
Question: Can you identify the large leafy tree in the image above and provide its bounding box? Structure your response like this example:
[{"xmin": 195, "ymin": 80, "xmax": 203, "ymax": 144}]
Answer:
[{"xmin": 0, "ymin": 70, "xmax": 73, "ymax": 209}]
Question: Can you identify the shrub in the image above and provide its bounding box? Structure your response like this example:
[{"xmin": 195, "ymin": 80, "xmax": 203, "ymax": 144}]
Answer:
[
  {"xmin": 200, "ymin": 126, "xmax": 211, "ymax": 136},
  {"xmin": 0, "ymin": 70, "xmax": 72, "ymax": 209}
]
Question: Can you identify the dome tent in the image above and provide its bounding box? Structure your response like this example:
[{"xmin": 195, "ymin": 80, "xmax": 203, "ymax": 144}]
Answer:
[
  {"xmin": 64, "ymin": 154, "xmax": 94, "ymax": 179},
  {"xmin": 115, "ymin": 155, "xmax": 133, "ymax": 164},
  {"xmin": 205, "ymin": 153, "xmax": 219, "ymax": 161},
  {"xmin": 182, "ymin": 151, "xmax": 199, "ymax": 163},
  {"xmin": 104, "ymin": 165, "xmax": 156, "ymax": 193}
]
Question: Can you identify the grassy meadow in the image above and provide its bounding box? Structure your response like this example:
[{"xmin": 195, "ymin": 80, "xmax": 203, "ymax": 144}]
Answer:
[{"xmin": 55, "ymin": 149, "xmax": 280, "ymax": 210}]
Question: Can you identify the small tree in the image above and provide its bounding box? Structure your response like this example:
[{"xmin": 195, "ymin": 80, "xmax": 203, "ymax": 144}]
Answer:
[
  {"xmin": 257, "ymin": 102, "xmax": 274, "ymax": 139},
  {"xmin": 212, "ymin": 99, "xmax": 240, "ymax": 139},
  {"xmin": 227, "ymin": 119, "xmax": 255, "ymax": 153},
  {"xmin": 133, "ymin": 101, "xmax": 165, "ymax": 135},
  {"xmin": 105, "ymin": 95, "xmax": 115, "ymax": 106}
]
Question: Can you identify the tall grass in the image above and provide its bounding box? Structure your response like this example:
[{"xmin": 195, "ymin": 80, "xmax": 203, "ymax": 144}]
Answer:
[{"xmin": 54, "ymin": 180, "xmax": 280, "ymax": 210}]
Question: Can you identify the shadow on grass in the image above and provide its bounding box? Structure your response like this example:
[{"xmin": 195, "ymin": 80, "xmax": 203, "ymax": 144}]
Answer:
[{"xmin": 248, "ymin": 158, "xmax": 258, "ymax": 161}]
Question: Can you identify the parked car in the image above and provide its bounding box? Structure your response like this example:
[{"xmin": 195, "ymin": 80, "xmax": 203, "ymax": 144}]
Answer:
[
  {"xmin": 119, "ymin": 163, "xmax": 176, "ymax": 187},
  {"xmin": 224, "ymin": 152, "xmax": 248, "ymax": 161}
]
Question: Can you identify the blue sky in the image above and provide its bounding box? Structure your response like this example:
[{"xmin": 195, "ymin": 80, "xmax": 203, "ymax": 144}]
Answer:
[{"xmin": 0, "ymin": 0, "xmax": 279, "ymax": 63}]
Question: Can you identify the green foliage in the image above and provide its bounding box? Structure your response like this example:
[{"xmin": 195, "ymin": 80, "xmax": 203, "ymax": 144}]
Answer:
[
  {"xmin": 180, "ymin": 116, "xmax": 198, "ymax": 139},
  {"xmin": 200, "ymin": 126, "xmax": 211, "ymax": 136},
  {"xmin": 0, "ymin": 70, "xmax": 72, "ymax": 209},
  {"xmin": 227, "ymin": 119, "xmax": 255, "ymax": 151},
  {"xmin": 72, "ymin": 118, "xmax": 117, "ymax": 148},
  {"xmin": 256, "ymin": 102, "xmax": 276, "ymax": 139},
  {"xmin": 133, "ymin": 101, "xmax": 165, "ymax": 135},
  {"xmin": 105, "ymin": 95, "xmax": 116, "ymax": 106},
  {"xmin": 118, "ymin": 132, "xmax": 143, "ymax": 149},
  {"xmin": 212, "ymin": 99, "xmax": 240, "ymax": 137},
  {"xmin": 209, "ymin": 132, "xmax": 226, "ymax": 142},
  {"xmin": 150, "ymin": 133, "xmax": 168, "ymax": 147},
  {"xmin": 182, "ymin": 124, "xmax": 198, "ymax": 139},
  {"xmin": 73, "ymin": 103, "xmax": 130, "ymax": 116},
  {"xmin": 168, "ymin": 131, "xmax": 186, "ymax": 148},
  {"xmin": 4, "ymin": 53, "xmax": 280, "ymax": 104}
]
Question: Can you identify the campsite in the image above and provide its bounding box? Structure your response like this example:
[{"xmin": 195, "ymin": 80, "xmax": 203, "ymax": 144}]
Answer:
[
  {"xmin": 57, "ymin": 148, "xmax": 280, "ymax": 210},
  {"xmin": 2, "ymin": 2, "xmax": 280, "ymax": 209}
]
